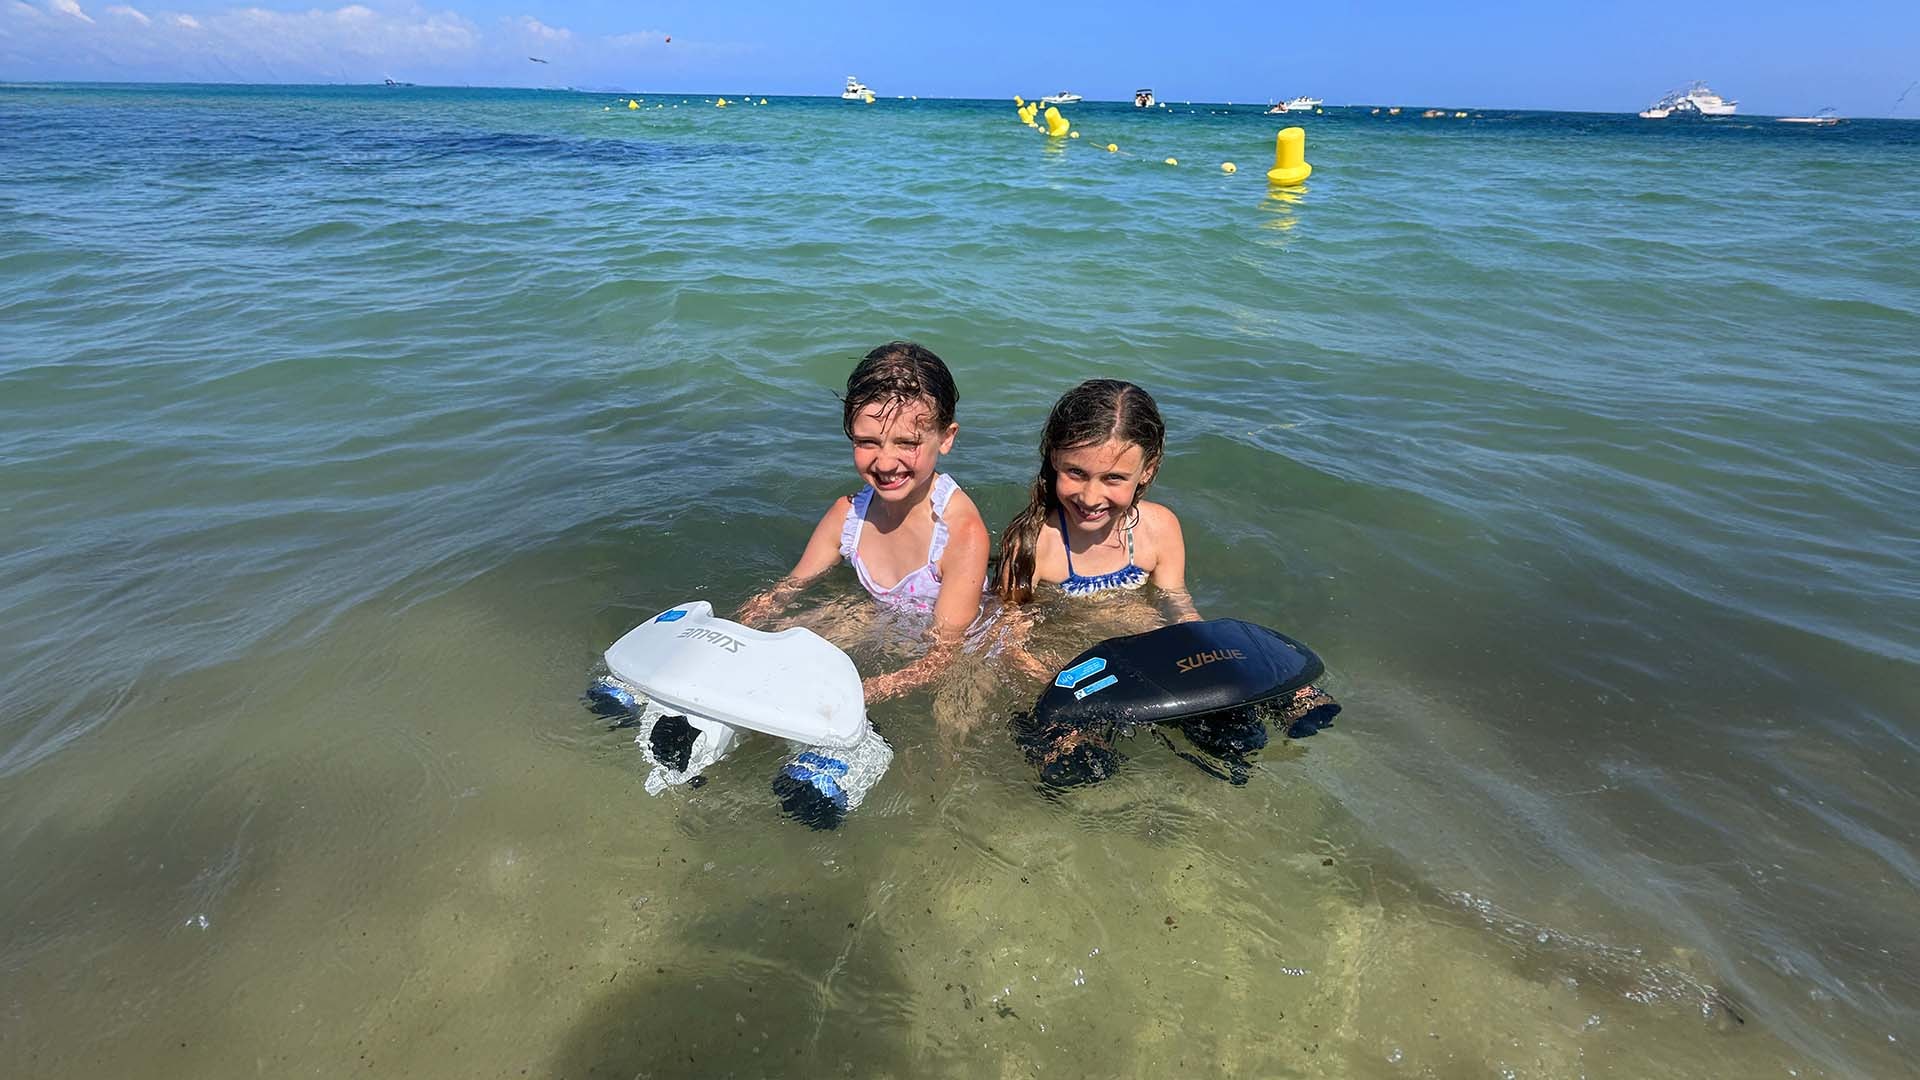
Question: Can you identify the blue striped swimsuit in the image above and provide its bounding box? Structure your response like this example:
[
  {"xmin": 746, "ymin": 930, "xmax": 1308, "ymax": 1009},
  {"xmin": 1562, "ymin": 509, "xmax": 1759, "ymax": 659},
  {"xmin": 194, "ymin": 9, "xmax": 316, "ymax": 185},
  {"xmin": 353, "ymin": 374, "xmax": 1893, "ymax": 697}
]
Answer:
[{"xmin": 1059, "ymin": 508, "xmax": 1149, "ymax": 596}]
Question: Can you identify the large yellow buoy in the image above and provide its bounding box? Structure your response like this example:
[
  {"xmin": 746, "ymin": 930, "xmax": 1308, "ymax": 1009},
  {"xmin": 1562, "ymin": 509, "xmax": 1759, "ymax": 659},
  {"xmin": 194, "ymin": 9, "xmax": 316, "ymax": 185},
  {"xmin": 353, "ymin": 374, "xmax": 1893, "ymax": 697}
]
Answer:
[
  {"xmin": 1043, "ymin": 106, "xmax": 1070, "ymax": 137},
  {"xmin": 1267, "ymin": 126, "xmax": 1311, "ymax": 185}
]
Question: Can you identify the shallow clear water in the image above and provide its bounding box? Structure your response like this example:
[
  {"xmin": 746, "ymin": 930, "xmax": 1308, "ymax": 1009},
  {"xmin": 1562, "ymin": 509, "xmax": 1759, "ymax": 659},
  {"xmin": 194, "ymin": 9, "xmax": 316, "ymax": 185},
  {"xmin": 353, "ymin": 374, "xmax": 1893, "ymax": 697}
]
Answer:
[{"xmin": 2, "ymin": 84, "xmax": 1917, "ymax": 1077}]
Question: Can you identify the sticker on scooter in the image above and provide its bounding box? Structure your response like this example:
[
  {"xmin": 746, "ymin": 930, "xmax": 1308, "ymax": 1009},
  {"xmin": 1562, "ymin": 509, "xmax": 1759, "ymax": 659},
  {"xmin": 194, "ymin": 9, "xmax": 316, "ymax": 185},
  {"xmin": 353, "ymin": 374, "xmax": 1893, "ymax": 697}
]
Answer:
[
  {"xmin": 1055, "ymin": 656, "xmax": 1108, "ymax": 689},
  {"xmin": 1074, "ymin": 675, "xmax": 1119, "ymax": 700}
]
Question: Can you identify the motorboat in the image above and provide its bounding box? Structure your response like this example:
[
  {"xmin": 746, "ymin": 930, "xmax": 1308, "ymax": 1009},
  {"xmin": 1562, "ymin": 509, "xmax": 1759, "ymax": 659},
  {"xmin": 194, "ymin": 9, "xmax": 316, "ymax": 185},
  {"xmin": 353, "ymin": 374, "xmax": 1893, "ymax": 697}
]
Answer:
[
  {"xmin": 1040, "ymin": 91, "xmax": 1083, "ymax": 105},
  {"xmin": 1641, "ymin": 81, "xmax": 1737, "ymax": 118},
  {"xmin": 1133, "ymin": 88, "xmax": 1155, "ymax": 108},
  {"xmin": 1285, "ymin": 95, "xmax": 1323, "ymax": 110},
  {"xmin": 1778, "ymin": 107, "xmax": 1841, "ymax": 126},
  {"xmin": 1678, "ymin": 81, "xmax": 1737, "ymax": 115},
  {"xmin": 841, "ymin": 76, "xmax": 872, "ymax": 101},
  {"xmin": 1264, "ymin": 101, "xmax": 1289, "ymax": 114}
]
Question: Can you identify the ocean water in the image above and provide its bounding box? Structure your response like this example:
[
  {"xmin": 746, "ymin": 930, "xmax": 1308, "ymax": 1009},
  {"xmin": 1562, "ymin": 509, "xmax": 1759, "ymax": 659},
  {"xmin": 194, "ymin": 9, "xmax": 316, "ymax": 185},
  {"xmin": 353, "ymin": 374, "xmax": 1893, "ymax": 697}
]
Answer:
[{"xmin": 2, "ymin": 83, "xmax": 1917, "ymax": 1077}]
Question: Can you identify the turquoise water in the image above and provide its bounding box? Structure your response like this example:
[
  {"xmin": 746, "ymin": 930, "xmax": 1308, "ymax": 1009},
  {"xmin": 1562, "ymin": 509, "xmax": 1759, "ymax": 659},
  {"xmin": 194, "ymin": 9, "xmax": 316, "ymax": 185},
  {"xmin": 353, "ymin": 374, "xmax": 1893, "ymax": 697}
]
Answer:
[{"xmin": 2, "ymin": 83, "xmax": 1917, "ymax": 1076}]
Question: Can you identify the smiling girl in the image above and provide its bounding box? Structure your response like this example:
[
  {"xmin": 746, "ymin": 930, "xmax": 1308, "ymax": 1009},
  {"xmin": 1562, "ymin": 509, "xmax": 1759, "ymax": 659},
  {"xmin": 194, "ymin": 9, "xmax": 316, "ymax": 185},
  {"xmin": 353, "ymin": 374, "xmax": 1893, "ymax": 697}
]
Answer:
[
  {"xmin": 737, "ymin": 342, "xmax": 989, "ymax": 701},
  {"xmin": 995, "ymin": 379, "xmax": 1198, "ymax": 622}
]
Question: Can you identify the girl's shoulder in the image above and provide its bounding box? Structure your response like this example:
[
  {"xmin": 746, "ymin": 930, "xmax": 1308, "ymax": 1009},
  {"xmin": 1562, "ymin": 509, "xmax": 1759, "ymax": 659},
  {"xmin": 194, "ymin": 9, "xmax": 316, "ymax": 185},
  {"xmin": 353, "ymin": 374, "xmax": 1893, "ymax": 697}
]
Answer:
[
  {"xmin": 935, "ymin": 480, "xmax": 989, "ymax": 557},
  {"xmin": 1134, "ymin": 498, "xmax": 1182, "ymax": 531},
  {"xmin": 936, "ymin": 475, "xmax": 986, "ymax": 528}
]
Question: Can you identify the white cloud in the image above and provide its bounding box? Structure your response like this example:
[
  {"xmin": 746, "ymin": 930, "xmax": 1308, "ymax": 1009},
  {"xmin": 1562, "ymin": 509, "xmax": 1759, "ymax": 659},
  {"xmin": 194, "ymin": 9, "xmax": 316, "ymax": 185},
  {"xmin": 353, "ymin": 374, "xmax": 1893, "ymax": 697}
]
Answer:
[
  {"xmin": 0, "ymin": 4, "xmax": 720, "ymax": 86},
  {"xmin": 517, "ymin": 16, "xmax": 570, "ymax": 42}
]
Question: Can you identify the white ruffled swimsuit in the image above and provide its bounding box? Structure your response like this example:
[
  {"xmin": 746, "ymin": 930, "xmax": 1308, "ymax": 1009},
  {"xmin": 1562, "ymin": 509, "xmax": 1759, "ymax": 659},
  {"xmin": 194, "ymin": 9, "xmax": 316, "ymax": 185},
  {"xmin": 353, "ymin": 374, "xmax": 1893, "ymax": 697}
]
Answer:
[{"xmin": 839, "ymin": 473, "xmax": 962, "ymax": 613}]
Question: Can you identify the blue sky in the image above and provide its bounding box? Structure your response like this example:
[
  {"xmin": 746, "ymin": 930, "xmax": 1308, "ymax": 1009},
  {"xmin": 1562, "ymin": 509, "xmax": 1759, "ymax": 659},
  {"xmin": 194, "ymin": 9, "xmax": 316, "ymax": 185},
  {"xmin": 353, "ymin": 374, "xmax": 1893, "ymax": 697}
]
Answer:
[{"xmin": 3, "ymin": 1, "xmax": 1917, "ymax": 116}]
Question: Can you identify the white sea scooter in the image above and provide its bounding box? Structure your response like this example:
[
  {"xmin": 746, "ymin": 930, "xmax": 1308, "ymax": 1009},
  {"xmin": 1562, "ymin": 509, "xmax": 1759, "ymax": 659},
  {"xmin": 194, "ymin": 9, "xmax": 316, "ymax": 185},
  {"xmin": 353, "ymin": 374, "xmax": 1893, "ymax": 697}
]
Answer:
[{"xmin": 586, "ymin": 602, "xmax": 893, "ymax": 828}]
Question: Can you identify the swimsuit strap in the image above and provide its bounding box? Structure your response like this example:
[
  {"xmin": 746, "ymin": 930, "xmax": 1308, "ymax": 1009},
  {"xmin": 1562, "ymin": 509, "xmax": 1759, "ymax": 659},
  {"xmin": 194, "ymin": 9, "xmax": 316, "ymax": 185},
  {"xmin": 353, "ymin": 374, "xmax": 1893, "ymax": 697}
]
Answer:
[
  {"xmin": 1058, "ymin": 505, "xmax": 1136, "ymax": 575},
  {"xmin": 839, "ymin": 486, "xmax": 873, "ymax": 560},
  {"xmin": 1058, "ymin": 506, "xmax": 1076, "ymax": 576},
  {"xmin": 924, "ymin": 474, "xmax": 957, "ymax": 566}
]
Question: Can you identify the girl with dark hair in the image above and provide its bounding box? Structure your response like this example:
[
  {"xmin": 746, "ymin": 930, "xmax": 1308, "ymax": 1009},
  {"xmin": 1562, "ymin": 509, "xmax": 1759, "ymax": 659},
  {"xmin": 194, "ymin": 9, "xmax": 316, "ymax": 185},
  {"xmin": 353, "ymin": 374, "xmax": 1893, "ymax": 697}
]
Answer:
[
  {"xmin": 999, "ymin": 380, "xmax": 1337, "ymax": 777},
  {"xmin": 738, "ymin": 342, "xmax": 989, "ymax": 702},
  {"xmin": 996, "ymin": 379, "xmax": 1198, "ymax": 618}
]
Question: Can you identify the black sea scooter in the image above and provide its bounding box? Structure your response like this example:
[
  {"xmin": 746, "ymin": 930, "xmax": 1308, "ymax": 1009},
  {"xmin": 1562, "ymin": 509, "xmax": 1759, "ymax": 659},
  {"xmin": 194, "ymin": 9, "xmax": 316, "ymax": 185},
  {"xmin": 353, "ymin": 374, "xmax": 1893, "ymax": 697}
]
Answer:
[{"xmin": 1013, "ymin": 619, "xmax": 1340, "ymax": 787}]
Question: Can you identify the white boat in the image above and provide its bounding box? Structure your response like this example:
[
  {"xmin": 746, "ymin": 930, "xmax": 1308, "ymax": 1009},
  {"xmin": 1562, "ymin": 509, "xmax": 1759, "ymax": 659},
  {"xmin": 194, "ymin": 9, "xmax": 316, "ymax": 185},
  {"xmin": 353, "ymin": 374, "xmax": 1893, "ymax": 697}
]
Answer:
[
  {"xmin": 1133, "ymin": 88, "xmax": 1155, "ymax": 108},
  {"xmin": 840, "ymin": 76, "xmax": 872, "ymax": 101},
  {"xmin": 1039, "ymin": 91, "xmax": 1082, "ymax": 105},
  {"xmin": 1778, "ymin": 107, "xmax": 1841, "ymax": 126},
  {"xmin": 1264, "ymin": 101, "xmax": 1289, "ymax": 114},
  {"xmin": 1639, "ymin": 82, "xmax": 1737, "ymax": 118},
  {"xmin": 1285, "ymin": 95, "xmax": 1323, "ymax": 110},
  {"xmin": 1679, "ymin": 81, "xmax": 1737, "ymax": 115}
]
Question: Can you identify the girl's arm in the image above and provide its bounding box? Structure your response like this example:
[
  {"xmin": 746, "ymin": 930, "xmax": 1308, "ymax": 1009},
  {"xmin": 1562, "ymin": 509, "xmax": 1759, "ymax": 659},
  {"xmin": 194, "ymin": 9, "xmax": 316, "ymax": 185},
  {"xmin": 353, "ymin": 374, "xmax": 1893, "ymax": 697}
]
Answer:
[
  {"xmin": 862, "ymin": 500, "xmax": 991, "ymax": 702},
  {"xmin": 1146, "ymin": 503, "xmax": 1202, "ymax": 623},
  {"xmin": 737, "ymin": 497, "xmax": 849, "ymax": 626}
]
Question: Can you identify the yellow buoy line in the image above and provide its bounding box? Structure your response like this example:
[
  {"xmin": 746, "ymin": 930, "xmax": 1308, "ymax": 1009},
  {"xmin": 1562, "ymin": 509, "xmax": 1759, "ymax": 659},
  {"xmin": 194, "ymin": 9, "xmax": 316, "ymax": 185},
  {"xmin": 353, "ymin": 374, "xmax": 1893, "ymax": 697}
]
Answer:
[
  {"xmin": 600, "ymin": 94, "xmax": 1317, "ymax": 188},
  {"xmin": 1011, "ymin": 98, "xmax": 1313, "ymax": 186}
]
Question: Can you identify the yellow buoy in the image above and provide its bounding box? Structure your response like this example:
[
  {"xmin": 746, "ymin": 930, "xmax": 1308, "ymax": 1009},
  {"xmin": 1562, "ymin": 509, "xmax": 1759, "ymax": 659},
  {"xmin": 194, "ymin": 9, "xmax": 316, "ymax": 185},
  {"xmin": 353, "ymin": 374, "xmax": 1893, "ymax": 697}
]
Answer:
[
  {"xmin": 1165, "ymin": 157, "xmax": 1178, "ymax": 165},
  {"xmin": 760, "ymin": 98, "xmax": 768, "ymax": 105},
  {"xmin": 1106, "ymin": 143, "xmax": 1118, "ymax": 152},
  {"xmin": 1069, "ymin": 130, "xmax": 1079, "ymax": 139},
  {"xmin": 1014, "ymin": 95, "xmax": 1025, "ymax": 106},
  {"xmin": 1221, "ymin": 162, "xmax": 1237, "ymax": 174},
  {"xmin": 716, "ymin": 98, "xmax": 728, "ymax": 107},
  {"xmin": 1043, "ymin": 106, "xmax": 1070, "ymax": 137},
  {"xmin": 627, "ymin": 100, "xmax": 639, "ymax": 109},
  {"xmin": 1266, "ymin": 126, "xmax": 1311, "ymax": 185}
]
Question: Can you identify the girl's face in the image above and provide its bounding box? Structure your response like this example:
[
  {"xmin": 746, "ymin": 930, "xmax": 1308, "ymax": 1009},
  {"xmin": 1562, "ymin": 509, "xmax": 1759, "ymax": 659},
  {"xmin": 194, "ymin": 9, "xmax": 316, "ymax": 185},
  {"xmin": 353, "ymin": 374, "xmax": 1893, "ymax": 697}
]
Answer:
[
  {"xmin": 1052, "ymin": 438, "xmax": 1155, "ymax": 536},
  {"xmin": 849, "ymin": 397, "xmax": 956, "ymax": 504}
]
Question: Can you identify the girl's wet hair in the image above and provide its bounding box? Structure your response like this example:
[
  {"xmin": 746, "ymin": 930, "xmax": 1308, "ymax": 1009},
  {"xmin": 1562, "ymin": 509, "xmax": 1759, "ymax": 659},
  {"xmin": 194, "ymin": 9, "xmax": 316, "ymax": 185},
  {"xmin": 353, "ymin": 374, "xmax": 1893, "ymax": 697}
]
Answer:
[
  {"xmin": 995, "ymin": 379, "xmax": 1166, "ymax": 602},
  {"xmin": 841, "ymin": 341, "xmax": 958, "ymax": 438}
]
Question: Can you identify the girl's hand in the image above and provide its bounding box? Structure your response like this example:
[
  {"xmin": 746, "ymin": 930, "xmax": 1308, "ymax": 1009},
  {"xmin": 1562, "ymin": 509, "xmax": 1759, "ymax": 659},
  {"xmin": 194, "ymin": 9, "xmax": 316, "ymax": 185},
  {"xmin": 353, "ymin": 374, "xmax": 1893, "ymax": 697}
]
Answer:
[
  {"xmin": 736, "ymin": 591, "xmax": 780, "ymax": 626},
  {"xmin": 1007, "ymin": 643, "xmax": 1056, "ymax": 683},
  {"xmin": 863, "ymin": 670, "xmax": 912, "ymax": 703}
]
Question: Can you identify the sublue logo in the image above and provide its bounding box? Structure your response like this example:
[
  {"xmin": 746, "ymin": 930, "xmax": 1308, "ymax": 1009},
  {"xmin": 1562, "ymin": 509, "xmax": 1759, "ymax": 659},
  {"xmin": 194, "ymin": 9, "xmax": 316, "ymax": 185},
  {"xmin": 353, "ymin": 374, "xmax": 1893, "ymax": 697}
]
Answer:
[{"xmin": 1054, "ymin": 656, "xmax": 1108, "ymax": 689}]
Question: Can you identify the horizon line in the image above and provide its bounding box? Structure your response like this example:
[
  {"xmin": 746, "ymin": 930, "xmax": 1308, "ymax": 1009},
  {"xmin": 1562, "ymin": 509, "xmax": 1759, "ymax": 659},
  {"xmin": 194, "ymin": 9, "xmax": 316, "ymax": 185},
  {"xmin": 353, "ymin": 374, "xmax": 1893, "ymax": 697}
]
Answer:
[{"xmin": 3, "ymin": 80, "xmax": 1911, "ymax": 120}]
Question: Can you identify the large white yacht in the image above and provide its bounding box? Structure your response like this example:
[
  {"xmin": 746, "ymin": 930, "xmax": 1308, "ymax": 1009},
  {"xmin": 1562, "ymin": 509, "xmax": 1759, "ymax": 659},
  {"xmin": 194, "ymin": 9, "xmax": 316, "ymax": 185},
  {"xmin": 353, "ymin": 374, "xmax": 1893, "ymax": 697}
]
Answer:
[
  {"xmin": 1039, "ymin": 91, "xmax": 1083, "ymax": 105},
  {"xmin": 841, "ymin": 76, "xmax": 872, "ymax": 101},
  {"xmin": 1285, "ymin": 95, "xmax": 1323, "ymax": 110},
  {"xmin": 1641, "ymin": 82, "xmax": 1738, "ymax": 118},
  {"xmin": 1678, "ymin": 81, "xmax": 1737, "ymax": 115}
]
